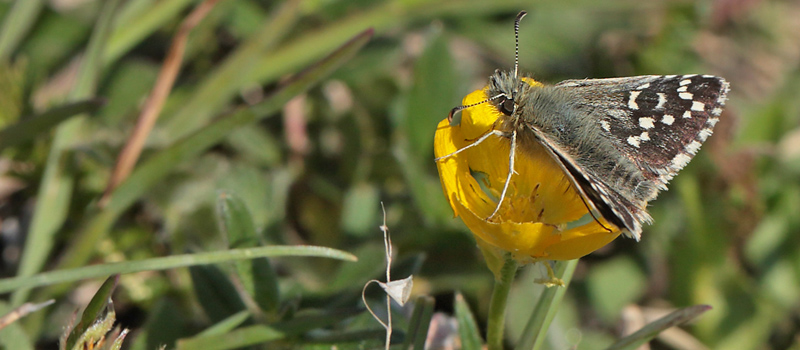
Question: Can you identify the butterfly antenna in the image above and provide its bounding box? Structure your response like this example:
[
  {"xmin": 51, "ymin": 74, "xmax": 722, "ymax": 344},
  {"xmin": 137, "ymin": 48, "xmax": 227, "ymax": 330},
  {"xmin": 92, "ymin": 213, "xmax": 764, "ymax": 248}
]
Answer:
[
  {"xmin": 513, "ymin": 11, "xmax": 527, "ymax": 80},
  {"xmin": 447, "ymin": 93, "xmax": 505, "ymax": 122}
]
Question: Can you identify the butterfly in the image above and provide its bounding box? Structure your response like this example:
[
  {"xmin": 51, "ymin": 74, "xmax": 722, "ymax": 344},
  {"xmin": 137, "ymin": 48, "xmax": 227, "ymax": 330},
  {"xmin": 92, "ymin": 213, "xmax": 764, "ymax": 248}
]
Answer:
[{"xmin": 440, "ymin": 11, "xmax": 730, "ymax": 240}]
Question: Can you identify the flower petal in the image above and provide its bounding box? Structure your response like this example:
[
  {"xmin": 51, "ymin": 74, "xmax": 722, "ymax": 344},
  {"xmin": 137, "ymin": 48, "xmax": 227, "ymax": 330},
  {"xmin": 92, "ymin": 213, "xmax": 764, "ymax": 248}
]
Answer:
[
  {"xmin": 459, "ymin": 89, "xmax": 499, "ymax": 140},
  {"xmin": 434, "ymin": 119, "xmax": 496, "ymax": 217},
  {"xmin": 434, "ymin": 79, "xmax": 623, "ymax": 262},
  {"xmin": 542, "ymin": 220, "xmax": 621, "ymax": 260}
]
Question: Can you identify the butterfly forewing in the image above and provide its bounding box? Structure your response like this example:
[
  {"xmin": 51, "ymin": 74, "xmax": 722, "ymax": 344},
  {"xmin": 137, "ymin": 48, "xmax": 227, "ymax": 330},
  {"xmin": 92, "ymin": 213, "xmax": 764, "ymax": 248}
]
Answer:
[
  {"xmin": 510, "ymin": 74, "xmax": 730, "ymax": 239},
  {"xmin": 556, "ymin": 75, "xmax": 730, "ymax": 191}
]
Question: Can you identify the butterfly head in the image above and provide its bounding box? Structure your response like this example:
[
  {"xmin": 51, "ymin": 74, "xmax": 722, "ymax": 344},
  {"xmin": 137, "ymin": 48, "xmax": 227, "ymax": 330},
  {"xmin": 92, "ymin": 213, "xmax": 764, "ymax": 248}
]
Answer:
[
  {"xmin": 488, "ymin": 70, "xmax": 530, "ymax": 117},
  {"xmin": 447, "ymin": 11, "xmax": 528, "ymax": 123}
]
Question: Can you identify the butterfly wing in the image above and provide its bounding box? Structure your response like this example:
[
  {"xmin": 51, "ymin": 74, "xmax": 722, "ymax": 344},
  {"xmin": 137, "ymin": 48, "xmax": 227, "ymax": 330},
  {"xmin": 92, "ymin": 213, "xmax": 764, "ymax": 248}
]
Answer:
[
  {"xmin": 555, "ymin": 75, "xmax": 730, "ymax": 192},
  {"xmin": 517, "ymin": 75, "xmax": 728, "ymax": 239},
  {"xmin": 524, "ymin": 125, "xmax": 648, "ymax": 239}
]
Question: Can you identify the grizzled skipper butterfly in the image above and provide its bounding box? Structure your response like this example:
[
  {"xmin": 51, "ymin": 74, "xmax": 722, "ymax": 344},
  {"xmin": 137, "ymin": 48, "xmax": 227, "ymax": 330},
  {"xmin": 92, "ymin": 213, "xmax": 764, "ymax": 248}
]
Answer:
[{"xmin": 437, "ymin": 11, "xmax": 729, "ymax": 240}]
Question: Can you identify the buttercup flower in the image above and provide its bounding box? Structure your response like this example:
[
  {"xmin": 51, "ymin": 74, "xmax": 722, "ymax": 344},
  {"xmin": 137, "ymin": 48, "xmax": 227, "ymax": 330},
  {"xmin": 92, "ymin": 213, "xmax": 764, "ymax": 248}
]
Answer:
[{"xmin": 434, "ymin": 79, "xmax": 622, "ymax": 264}]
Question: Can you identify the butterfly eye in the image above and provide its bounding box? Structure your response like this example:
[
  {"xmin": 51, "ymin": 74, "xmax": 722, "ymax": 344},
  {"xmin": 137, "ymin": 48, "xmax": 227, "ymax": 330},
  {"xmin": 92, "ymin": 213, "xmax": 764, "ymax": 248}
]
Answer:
[{"xmin": 499, "ymin": 97, "xmax": 515, "ymax": 116}]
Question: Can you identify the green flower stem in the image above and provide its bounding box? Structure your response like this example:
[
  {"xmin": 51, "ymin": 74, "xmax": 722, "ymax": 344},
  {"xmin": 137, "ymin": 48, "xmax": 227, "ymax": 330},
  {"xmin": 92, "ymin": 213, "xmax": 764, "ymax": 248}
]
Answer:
[
  {"xmin": 487, "ymin": 254, "xmax": 518, "ymax": 350},
  {"xmin": 515, "ymin": 259, "xmax": 578, "ymax": 350}
]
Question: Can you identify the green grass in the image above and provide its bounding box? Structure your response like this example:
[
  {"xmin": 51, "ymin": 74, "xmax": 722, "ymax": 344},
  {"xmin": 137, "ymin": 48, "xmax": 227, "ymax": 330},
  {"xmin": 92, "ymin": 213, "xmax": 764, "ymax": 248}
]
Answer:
[{"xmin": 1, "ymin": 0, "xmax": 799, "ymax": 349}]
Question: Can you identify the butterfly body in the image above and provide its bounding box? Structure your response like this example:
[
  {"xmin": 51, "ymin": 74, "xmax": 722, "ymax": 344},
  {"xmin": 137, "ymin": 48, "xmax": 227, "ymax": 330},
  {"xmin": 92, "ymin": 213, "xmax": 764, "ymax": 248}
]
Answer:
[{"xmin": 484, "ymin": 69, "xmax": 729, "ymax": 240}]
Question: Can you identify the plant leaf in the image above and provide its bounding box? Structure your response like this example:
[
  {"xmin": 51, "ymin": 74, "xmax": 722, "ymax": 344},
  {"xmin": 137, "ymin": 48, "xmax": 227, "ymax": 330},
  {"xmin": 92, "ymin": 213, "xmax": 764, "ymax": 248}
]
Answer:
[
  {"xmin": 0, "ymin": 99, "xmax": 105, "ymax": 151},
  {"xmin": 195, "ymin": 311, "xmax": 251, "ymax": 337},
  {"xmin": 189, "ymin": 265, "xmax": 247, "ymax": 324},
  {"xmin": 604, "ymin": 305, "xmax": 712, "ymax": 350},
  {"xmin": 176, "ymin": 325, "xmax": 284, "ymax": 350},
  {"xmin": 12, "ymin": 0, "xmax": 122, "ymax": 307},
  {"xmin": 454, "ymin": 293, "xmax": 482, "ymax": 350},
  {"xmin": 0, "ymin": 0, "xmax": 45, "ymax": 60},
  {"xmin": 50, "ymin": 28, "xmax": 374, "ymax": 283},
  {"xmin": 63, "ymin": 275, "xmax": 119, "ymax": 350},
  {"xmin": 0, "ymin": 245, "xmax": 356, "ymax": 293},
  {"xmin": 402, "ymin": 295, "xmax": 435, "ymax": 350}
]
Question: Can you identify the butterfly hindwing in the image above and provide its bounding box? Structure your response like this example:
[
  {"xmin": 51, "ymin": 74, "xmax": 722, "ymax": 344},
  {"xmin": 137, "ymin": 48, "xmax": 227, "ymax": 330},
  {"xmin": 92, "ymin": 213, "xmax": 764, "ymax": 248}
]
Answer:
[{"xmin": 526, "ymin": 126, "xmax": 648, "ymax": 239}]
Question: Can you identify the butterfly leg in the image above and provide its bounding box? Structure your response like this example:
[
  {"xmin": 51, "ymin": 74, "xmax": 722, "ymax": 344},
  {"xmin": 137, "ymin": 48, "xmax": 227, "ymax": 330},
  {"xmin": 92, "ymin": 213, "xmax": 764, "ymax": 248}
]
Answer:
[
  {"xmin": 434, "ymin": 129, "xmax": 507, "ymax": 161},
  {"xmin": 488, "ymin": 130, "xmax": 518, "ymax": 220}
]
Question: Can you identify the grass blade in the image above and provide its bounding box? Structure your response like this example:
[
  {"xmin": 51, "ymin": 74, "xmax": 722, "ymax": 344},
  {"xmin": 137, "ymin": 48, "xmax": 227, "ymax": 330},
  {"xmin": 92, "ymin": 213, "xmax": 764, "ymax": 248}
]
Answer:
[
  {"xmin": 176, "ymin": 324, "xmax": 284, "ymax": 350},
  {"xmin": 101, "ymin": 0, "xmax": 221, "ymax": 200},
  {"xmin": 0, "ymin": 0, "xmax": 45, "ymax": 61},
  {"xmin": 195, "ymin": 311, "xmax": 251, "ymax": 337},
  {"xmin": 0, "ymin": 300, "xmax": 54, "ymax": 330},
  {"xmin": 63, "ymin": 275, "xmax": 119, "ymax": 350},
  {"xmin": 159, "ymin": 0, "xmax": 625, "ymax": 142},
  {"xmin": 0, "ymin": 245, "xmax": 357, "ymax": 294},
  {"xmin": 604, "ymin": 305, "xmax": 712, "ymax": 350},
  {"xmin": 12, "ymin": 0, "xmax": 122, "ymax": 307},
  {"xmin": 454, "ymin": 292, "xmax": 483, "ymax": 350},
  {"xmin": 160, "ymin": 0, "xmax": 301, "ymax": 138},
  {"xmin": 104, "ymin": 0, "xmax": 195, "ymax": 65},
  {"xmin": 50, "ymin": 27, "xmax": 373, "ymax": 278},
  {"xmin": 177, "ymin": 310, "xmax": 368, "ymax": 349},
  {"xmin": 0, "ymin": 99, "xmax": 104, "ymax": 151},
  {"xmin": 0, "ymin": 301, "xmax": 34, "ymax": 349},
  {"xmin": 402, "ymin": 295, "xmax": 435, "ymax": 350}
]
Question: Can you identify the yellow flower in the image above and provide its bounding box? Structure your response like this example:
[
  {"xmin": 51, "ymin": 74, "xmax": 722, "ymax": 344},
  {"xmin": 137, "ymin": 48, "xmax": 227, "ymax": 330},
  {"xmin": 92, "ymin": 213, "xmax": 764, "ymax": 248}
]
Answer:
[{"xmin": 434, "ymin": 80, "xmax": 622, "ymax": 264}]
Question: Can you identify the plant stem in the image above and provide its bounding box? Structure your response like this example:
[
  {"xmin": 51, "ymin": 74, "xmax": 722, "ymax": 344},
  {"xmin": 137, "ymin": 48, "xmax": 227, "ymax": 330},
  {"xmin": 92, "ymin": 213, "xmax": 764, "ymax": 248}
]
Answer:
[
  {"xmin": 487, "ymin": 254, "xmax": 518, "ymax": 350},
  {"xmin": 515, "ymin": 259, "xmax": 579, "ymax": 350}
]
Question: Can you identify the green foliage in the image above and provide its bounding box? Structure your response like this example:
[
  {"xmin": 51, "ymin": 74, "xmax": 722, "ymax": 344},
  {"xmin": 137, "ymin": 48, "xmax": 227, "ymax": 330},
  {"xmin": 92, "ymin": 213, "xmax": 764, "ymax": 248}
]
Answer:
[
  {"xmin": 1, "ymin": 0, "xmax": 799, "ymax": 349},
  {"xmin": 587, "ymin": 257, "xmax": 647, "ymax": 322},
  {"xmin": 455, "ymin": 293, "xmax": 482, "ymax": 350}
]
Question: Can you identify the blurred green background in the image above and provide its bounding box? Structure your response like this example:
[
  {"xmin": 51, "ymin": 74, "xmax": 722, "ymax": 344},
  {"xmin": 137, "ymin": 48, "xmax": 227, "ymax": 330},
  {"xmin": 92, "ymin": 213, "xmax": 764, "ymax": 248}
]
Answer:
[{"xmin": 0, "ymin": 0, "xmax": 799, "ymax": 349}]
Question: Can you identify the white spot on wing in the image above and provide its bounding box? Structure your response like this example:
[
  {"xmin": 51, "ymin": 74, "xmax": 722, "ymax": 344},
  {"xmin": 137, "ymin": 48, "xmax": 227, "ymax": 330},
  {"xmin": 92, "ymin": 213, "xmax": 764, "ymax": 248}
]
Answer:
[
  {"xmin": 637, "ymin": 82, "xmax": 650, "ymax": 89},
  {"xmin": 662, "ymin": 114, "xmax": 675, "ymax": 125},
  {"xmin": 640, "ymin": 131, "xmax": 650, "ymax": 141},
  {"xmin": 698, "ymin": 128, "xmax": 713, "ymax": 141},
  {"xmin": 686, "ymin": 140, "xmax": 702, "ymax": 154},
  {"xmin": 708, "ymin": 117, "xmax": 719, "ymax": 127},
  {"xmin": 656, "ymin": 93, "xmax": 666, "ymax": 109},
  {"xmin": 691, "ymin": 101, "xmax": 705, "ymax": 112},
  {"xmin": 671, "ymin": 152, "xmax": 692, "ymax": 170},
  {"xmin": 627, "ymin": 135, "xmax": 641, "ymax": 148},
  {"xmin": 639, "ymin": 117, "xmax": 655, "ymax": 129},
  {"xmin": 680, "ymin": 79, "xmax": 692, "ymax": 86},
  {"xmin": 600, "ymin": 120, "xmax": 611, "ymax": 131},
  {"xmin": 679, "ymin": 92, "xmax": 693, "ymax": 100},
  {"xmin": 712, "ymin": 107, "xmax": 723, "ymax": 116},
  {"xmin": 683, "ymin": 111, "xmax": 692, "ymax": 119},
  {"xmin": 628, "ymin": 91, "xmax": 641, "ymax": 110},
  {"xmin": 717, "ymin": 81, "xmax": 729, "ymax": 104},
  {"xmin": 677, "ymin": 86, "xmax": 688, "ymax": 92}
]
